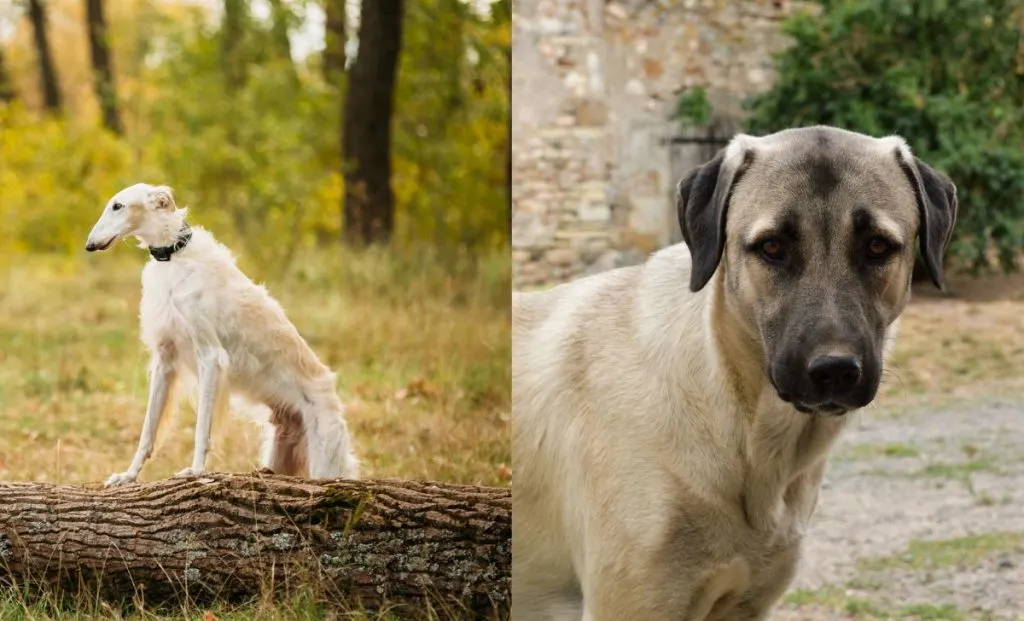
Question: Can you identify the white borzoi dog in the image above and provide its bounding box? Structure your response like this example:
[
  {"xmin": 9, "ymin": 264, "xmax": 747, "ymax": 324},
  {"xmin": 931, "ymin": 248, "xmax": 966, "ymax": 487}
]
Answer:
[{"xmin": 85, "ymin": 183, "xmax": 359, "ymax": 486}]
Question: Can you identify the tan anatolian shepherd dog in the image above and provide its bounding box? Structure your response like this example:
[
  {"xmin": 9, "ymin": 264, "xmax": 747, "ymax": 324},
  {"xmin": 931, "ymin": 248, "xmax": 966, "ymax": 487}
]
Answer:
[{"xmin": 512, "ymin": 126, "xmax": 958, "ymax": 620}]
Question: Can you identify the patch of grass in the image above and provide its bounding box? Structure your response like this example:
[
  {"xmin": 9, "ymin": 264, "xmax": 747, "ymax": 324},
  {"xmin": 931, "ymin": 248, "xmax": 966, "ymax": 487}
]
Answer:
[
  {"xmin": 842, "ymin": 597, "xmax": 891, "ymax": 618},
  {"xmin": 0, "ymin": 249, "xmax": 510, "ymax": 486},
  {"xmin": 896, "ymin": 603, "xmax": 963, "ymax": 620},
  {"xmin": 882, "ymin": 444, "xmax": 921, "ymax": 458},
  {"xmin": 878, "ymin": 283, "xmax": 1024, "ymax": 404},
  {"xmin": 0, "ymin": 588, "xmax": 435, "ymax": 620},
  {"xmin": 838, "ymin": 442, "xmax": 921, "ymax": 461},
  {"xmin": 915, "ymin": 459, "xmax": 1002, "ymax": 479},
  {"xmin": 858, "ymin": 533, "xmax": 1024, "ymax": 572},
  {"xmin": 783, "ymin": 585, "xmax": 968, "ymax": 620},
  {"xmin": 783, "ymin": 585, "xmax": 849, "ymax": 606},
  {"xmin": 782, "ymin": 586, "xmax": 889, "ymax": 619}
]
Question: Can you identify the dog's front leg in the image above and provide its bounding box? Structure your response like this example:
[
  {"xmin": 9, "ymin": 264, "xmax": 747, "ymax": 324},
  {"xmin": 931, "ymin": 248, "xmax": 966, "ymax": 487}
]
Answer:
[
  {"xmin": 106, "ymin": 353, "xmax": 177, "ymax": 487},
  {"xmin": 176, "ymin": 348, "xmax": 228, "ymax": 478}
]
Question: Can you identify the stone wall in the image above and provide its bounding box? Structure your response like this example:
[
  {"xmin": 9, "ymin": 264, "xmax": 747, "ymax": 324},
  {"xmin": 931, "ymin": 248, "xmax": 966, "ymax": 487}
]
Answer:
[{"xmin": 511, "ymin": 0, "xmax": 811, "ymax": 288}]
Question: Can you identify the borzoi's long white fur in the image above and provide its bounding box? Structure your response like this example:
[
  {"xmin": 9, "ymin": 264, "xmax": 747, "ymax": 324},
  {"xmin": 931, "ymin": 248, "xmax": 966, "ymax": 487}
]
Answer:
[{"xmin": 86, "ymin": 183, "xmax": 359, "ymax": 486}]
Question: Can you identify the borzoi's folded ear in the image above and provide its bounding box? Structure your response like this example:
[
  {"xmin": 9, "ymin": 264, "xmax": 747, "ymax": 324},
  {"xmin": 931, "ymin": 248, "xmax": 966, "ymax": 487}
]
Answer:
[{"xmin": 147, "ymin": 186, "xmax": 176, "ymax": 211}]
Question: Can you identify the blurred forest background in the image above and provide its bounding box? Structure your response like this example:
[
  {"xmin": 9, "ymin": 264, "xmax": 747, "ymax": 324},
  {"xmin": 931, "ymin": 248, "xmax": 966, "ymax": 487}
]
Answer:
[
  {"xmin": 0, "ymin": 0, "xmax": 510, "ymax": 507},
  {"xmin": 0, "ymin": 0, "xmax": 510, "ymax": 262}
]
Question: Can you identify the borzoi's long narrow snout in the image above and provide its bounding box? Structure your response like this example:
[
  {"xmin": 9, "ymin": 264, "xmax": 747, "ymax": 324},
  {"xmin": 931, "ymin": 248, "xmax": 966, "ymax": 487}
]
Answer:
[
  {"xmin": 86, "ymin": 194, "xmax": 136, "ymax": 252},
  {"xmin": 85, "ymin": 234, "xmax": 116, "ymax": 252},
  {"xmin": 85, "ymin": 208, "xmax": 128, "ymax": 251}
]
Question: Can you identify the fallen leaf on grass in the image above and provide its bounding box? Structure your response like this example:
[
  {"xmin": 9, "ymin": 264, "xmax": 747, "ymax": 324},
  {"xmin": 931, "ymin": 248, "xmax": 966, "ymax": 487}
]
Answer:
[
  {"xmin": 395, "ymin": 377, "xmax": 439, "ymax": 401},
  {"xmin": 345, "ymin": 398, "xmax": 369, "ymax": 416}
]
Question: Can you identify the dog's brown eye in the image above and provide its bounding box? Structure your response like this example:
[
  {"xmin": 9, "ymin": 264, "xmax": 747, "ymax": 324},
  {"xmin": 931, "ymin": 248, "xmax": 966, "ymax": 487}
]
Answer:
[
  {"xmin": 866, "ymin": 237, "xmax": 891, "ymax": 259},
  {"xmin": 760, "ymin": 239, "xmax": 785, "ymax": 261},
  {"xmin": 113, "ymin": 202, "xmax": 124, "ymax": 211}
]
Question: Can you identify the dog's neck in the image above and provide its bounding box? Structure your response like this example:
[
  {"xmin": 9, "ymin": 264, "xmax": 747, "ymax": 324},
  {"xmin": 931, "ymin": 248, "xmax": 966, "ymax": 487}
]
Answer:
[
  {"xmin": 706, "ymin": 268, "xmax": 848, "ymax": 535},
  {"xmin": 708, "ymin": 271, "xmax": 767, "ymax": 414},
  {"xmin": 149, "ymin": 223, "xmax": 192, "ymax": 262},
  {"xmin": 135, "ymin": 209, "xmax": 187, "ymax": 249}
]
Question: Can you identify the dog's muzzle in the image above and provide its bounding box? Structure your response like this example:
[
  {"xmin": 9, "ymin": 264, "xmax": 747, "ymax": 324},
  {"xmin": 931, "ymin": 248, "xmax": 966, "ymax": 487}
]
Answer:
[
  {"xmin": 771, "ymin": 353, "xmax": 879, "ymax": 415},
  {"xmin": 85, "ymin": 237, "xmax": 115, "ymax": 252}
]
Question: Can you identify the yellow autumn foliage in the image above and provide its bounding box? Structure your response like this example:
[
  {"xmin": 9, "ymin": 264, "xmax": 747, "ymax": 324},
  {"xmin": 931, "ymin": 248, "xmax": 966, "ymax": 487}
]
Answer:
[{"xmin": 0, "ymin": 0, "xmax": 509, "ymax": 268}]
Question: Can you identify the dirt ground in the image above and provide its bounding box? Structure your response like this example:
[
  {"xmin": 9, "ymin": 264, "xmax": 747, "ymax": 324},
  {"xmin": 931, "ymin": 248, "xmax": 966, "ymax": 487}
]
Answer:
[{"xmin": 774, "ymin": 271, "xmax": 1024, "ymax": 621}]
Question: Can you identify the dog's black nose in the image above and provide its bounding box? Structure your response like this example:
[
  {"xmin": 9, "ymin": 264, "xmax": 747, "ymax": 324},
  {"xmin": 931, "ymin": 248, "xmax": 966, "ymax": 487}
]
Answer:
[
  {"xmin": 85, "ymin": 242, "xmax": 96, "ymax": 252},
  {"xmin": 807, "ymin": 354, "xmax": 862, "ymax": 394}
]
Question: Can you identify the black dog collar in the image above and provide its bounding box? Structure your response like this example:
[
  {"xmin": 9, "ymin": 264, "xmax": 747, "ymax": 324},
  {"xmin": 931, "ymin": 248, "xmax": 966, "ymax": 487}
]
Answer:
[{"xmin": 150, "ymin": 223, "xmax": 192, "ymax": 262}]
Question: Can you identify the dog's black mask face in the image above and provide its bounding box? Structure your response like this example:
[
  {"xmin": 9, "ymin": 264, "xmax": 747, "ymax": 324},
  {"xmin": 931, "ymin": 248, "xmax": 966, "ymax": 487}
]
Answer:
[{"xmin": 677, "ymin": 128, "xmax": 958, "ymax": 415}]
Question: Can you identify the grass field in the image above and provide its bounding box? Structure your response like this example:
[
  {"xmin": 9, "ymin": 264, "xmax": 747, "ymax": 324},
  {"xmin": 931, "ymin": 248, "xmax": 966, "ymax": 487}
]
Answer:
[
  {"xmin": 4, "ymin": 245, "xmax": 1024, "ymax": 619},
  {"xmin": 0, "ymin": 245, "xmax": 510, "ymax": 620},
  {"xmin": 878, "ymin": 272, "xmax": 1024, "ymax": 406}
]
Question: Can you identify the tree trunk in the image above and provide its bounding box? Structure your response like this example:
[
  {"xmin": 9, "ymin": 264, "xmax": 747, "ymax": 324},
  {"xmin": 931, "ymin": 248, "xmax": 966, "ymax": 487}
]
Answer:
[
  {"xmin": 222, "ymin": 0, "xmax": 248, "ymax": 90},
  {"xmin": 0, "ymin": 473, "xmax": 510, "ymax": 619},
  {"xmin": 26, "ymin": 0, "xmax": 61, "ymax": 112},
  {"xmin": 266, "ymin": 0, "xmax": 295, "ymax": 67},
  {"xmin": 496, "ymin": 0, "xmax": 512, "ymax": 216},
  {"xmin": 342, "ymin": 0, "xmax": 404, "ymax": 246},
  {"xmin": 504, "ymin": 46, "xmax": 511, "ymax": 233},
  {"xmin": 0, "ymin": 48, "xmax": 15, "ymax": 102},
  {"xmin": 322, "ymin": 0, "xmax": 346, "ymax": 88},
  {"xmin": 85, "ymin": 0, "xmax": 123, "ymax": 134}
]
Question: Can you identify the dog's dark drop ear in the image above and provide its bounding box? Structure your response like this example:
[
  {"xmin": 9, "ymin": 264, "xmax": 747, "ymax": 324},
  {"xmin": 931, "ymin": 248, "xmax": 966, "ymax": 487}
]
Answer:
[
  {"xmin": 676, "ymin": 146, "xmax": 753, "ymax": 292},
  {"xmin": 149, "ymin": 186, "xmax": 176, "ymax": 211},
  {"xmin": 895, "ymin": 151, "xmax": 958, "ymax": 290}
]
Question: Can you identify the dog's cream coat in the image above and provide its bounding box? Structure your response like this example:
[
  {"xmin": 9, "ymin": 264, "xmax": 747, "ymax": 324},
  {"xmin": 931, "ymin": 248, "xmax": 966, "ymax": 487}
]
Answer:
[
  {"xmin": 513, "ymin": 245, "xmax": 869, "ymax": 619},
  {"xmin": 86, "ymin": 183, "xmax": 359, "ymax": 485},
  {"xmin": 512, "ymin": 126, "xmax": 957, "ymax": 620}
]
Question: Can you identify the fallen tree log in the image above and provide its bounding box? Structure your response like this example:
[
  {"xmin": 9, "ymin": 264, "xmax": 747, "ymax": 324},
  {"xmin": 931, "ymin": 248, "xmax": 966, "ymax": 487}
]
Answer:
[{"xmin": 0, "ymin": 473, "xmax": 510, "ymax": 619}]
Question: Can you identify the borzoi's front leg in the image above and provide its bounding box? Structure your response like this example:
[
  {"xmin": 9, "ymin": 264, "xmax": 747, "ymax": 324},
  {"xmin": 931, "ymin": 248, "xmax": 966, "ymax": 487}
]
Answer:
[
  {"xmin": 176, "ymin": 348, "xmax": 228, "ymax": 478},
  {"xmin": 106, "ymin": 352, "xmax": 177, "ymax": 487}
]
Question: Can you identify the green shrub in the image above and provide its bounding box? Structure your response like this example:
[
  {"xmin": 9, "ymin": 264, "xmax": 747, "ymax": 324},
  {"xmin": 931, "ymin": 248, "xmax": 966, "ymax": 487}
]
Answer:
[{"xmin": 743, "ymin": 0, "xmax": 1024, "ymax": 273}]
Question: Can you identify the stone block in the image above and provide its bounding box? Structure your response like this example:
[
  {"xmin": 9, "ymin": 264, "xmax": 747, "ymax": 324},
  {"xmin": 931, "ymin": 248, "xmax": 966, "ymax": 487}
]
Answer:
[
  {"xmin": 575, "ymin": 99, "xmax": 609, "ymax": 126},
  {"xmin": 546, "ymin": 247, "xmax": 578, "ymax": 266},
  {"xmin": 578, "ymin": 199, "xmax": 612, "ymax": 223},
  {"xmin": 512, "ymin": 212, "xmax": 557, "ymax": 249}
]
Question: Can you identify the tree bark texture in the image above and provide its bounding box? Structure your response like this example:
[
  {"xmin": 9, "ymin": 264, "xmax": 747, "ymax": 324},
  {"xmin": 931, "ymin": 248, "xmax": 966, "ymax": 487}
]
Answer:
[
  {"xmin": 26, "ymin": 0, "xmax": 61, "ymax": 112},
  {"xmin": 342, "ymin": 0, "xmax": 404, "ymax": 245},
  {"xmin": 85, "ymin": 0, "xmax": 123, "ymax": 134},
  {"xmin": 0, "ymin": 473, "xmax": 510, "ymax": 619}
]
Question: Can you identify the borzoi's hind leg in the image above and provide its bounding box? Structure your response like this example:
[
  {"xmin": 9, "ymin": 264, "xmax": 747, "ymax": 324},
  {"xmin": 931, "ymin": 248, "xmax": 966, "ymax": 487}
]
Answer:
[
  {"xmin": 106, "ymin": 346, "xmax": 177, "ymax": 487},
  {"xmin": 176, "ymin": 348, "xmax": 228, "ymax": 478},
  {"xmin": 260, "ymin": 405, "xmax": 308, "ymax": 477}
]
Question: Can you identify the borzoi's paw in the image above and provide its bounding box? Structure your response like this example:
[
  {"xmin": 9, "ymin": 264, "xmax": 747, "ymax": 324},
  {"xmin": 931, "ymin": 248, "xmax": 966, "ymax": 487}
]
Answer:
[
  {"xmin": 174, "ymin": 467, "xmax": 205, "ymax": 479},
  {"xmin": 105, "ymin": 472, "xmax": 138, "ymax": 487}
]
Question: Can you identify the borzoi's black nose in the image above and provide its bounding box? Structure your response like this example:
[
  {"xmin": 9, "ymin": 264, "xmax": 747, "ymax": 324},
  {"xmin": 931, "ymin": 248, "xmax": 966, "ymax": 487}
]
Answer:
[{"xmin": 85, "ymin": 242, "xmax": 98, "ymax": 252}]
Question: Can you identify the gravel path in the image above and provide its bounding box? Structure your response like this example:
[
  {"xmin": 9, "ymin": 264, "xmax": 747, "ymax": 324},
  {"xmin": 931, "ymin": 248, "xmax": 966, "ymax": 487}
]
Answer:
[{"xmin": 774, "ymin": 398, "xmax": 1024, "ymax": 620}]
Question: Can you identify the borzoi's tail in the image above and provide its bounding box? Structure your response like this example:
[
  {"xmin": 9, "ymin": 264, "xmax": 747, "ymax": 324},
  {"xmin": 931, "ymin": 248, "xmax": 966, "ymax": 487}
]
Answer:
[{"xmin": 260, "ymin": 373, "xmax": 359, "ymax": 480}]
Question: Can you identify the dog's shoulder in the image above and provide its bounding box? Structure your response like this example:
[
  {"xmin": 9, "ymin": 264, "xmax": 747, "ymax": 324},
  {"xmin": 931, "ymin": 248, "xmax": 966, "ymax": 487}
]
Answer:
[
  {"xmin": 513, "ymin": 263, "xmax": 642, "ymax": 335},
  {"xmin": 514, "ymin": 243, "xmax": 697, "ymax": 336}
]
